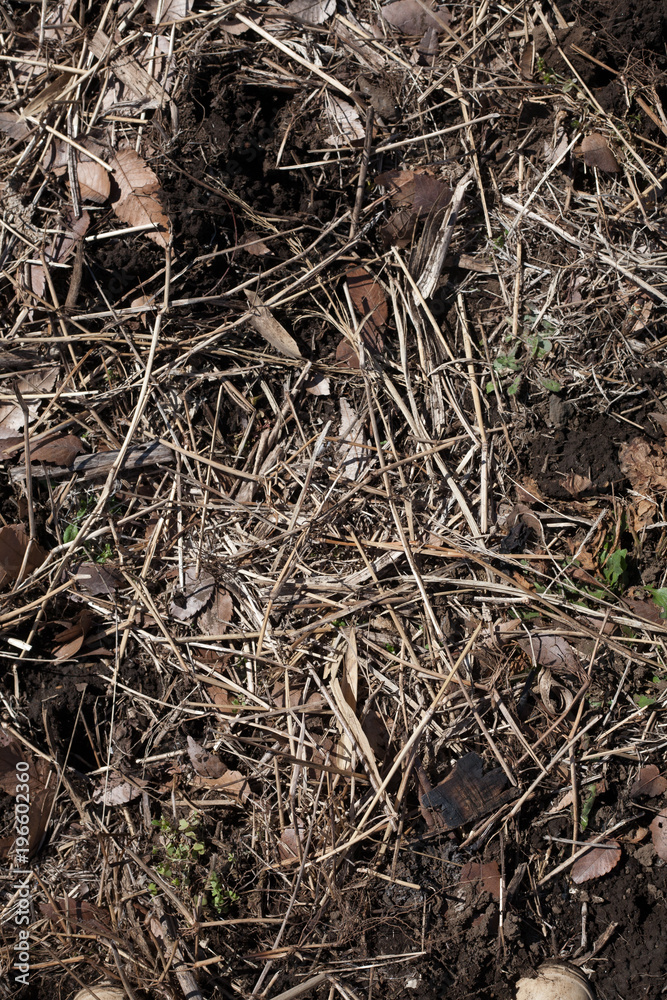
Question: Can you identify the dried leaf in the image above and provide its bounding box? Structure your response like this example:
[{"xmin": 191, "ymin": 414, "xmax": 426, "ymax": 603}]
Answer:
[
  {"xmin": 518, "ymin": 634, "xmax": 579, "ymax": 672},
  {"xmin": 630, "ymin": 766, "xmax": 667, "ymax": 799},
  {"xmin": 110, "ymin": 148, "xmax": 170, "ymax": 247},
  {"xmin": 619, "ymin": 437, "xmax": 667, "ymax": 494},
  {"xmin": 339, "ymin": 398, "xmax": 368, "ymax": 482},
  {"xmin": 379, "ymin": 208, "xmax": 418, "ymax": 248},
  {"xmin": 621, "ymin": 595, "xmax": 664, "ymax": 625},
  {"xmin": 145, "ymin": 0, "xmax": 190, "ymax": 22},
  {"xmin": 651, "ymin": 411, "xmax": 667, "ymax": 437},
  {"xmin": 336, "ymin": 339, "xmax": 360, "ymax": 369},
  {"xmin": 381, "ymin": 0, "xmax": 450, "ymax": 35},
  {"xmin": 198, "ymin": 588, "xmax": 233, "ymax": 635},
  {"xmin": 40, "ymin": 897, "xmax": 113, "ymax": 937},
  {"xmin": 580, "ymin": 133, "xmax": 619, "ymax": 172},
  {"xmin": 244, "ymin": 290, "xmax": 302, "ymax": 359},
  {"xmin": 571, "ymin": 841, "xmax": 622, "ymax": 883},
  {"xmin": 377, "ymin": 168, "xmax": 451, "ymax": 218},
  {"xmin": 0, "ymin": 732, "xmax": 55, "ymax": 855},
  {"xmin": 305, "ymin": 373, "xmax": 330, "ymax": 396},
  {"xmin": 30, "ymin": 435, "xmax": 86, "ymax": 466},
  {"xmin": 346, "ymin": 266, "xmax": 387, "ymax": 352},
  {"xmin": 421, "ymin": 752, "xmax": 515, "ymax": 830},
  {"xmin": 287, "ymin": 0, "xmax": 335, "ymax": 23},
  {"xmin": 0, "ymin": 112, "xmax": 31, "ymax": 141},
  {"xmin": 240, "ymin": 231, "xmax": 272, "ymax": 256},
  {"xmin": 325, "ymin": 96, "xmax": 366, "ymax": 146},
  {"xmin": 0, "ymin": 524, "xmax": 47, "ymax": 589},
  {"xmin": 169, "ymin": 567, "xmax": 215, "ymax": 621},
  {"xmin": 76, "ymin": 158, "xmax": 111, "ymax": 204},
  {"xmin": 192, "ymin": 768, "xmax": 250, "ymax": 802},
  {"xmin": 72, "ymin": 562, "xmax": 121, "ymax": 597},
  {"xmin": 561, "ymin": 471, "xmax": 593, "ymax": 497},
  {"xmin": 650, "ymin": 810, "xmax": 667, "ymax": 860},
  {"xmin": 187, "ymin": 736, "xmax": 225, "ymax": 778},
  {"xmin": 49, "ymin": 209, "xmax": 91, "ymax": 263},
  {"xmin": 93, "ymin": 773, "xmax": 147, "ymax": 806},
  {"xmin": 459, "ymin": 860, "xmax": 501, "ymax": 900},
  {"xmin": 278, "ymin": 825, "xmax": 304, "ymax": 860}
]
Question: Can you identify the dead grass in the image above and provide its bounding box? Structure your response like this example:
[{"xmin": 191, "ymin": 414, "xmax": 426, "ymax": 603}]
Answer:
[{"xmin": 0, "ymin": 0, "xmax": 666, "ymax": 998}]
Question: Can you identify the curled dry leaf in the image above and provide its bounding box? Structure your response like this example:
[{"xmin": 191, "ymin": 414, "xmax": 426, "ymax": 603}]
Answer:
[
  {"xmin": 244, "ymin": 290, "xmax": 302, "ymax": 359},
  {"xmin": 287, "ymin": 0, "xmax": 336, "ymax": 24},
  {"xmin": 169, "ymin": 567, "xmax": 215, "ymax": 621},
  {"xmin": 630, "ymin": 765, "xmax": 667, "ymax": 799},
  {"xmin": 571, "ymin": 840, "xmax": 622, "ymax": 883},
  {"xmin": 580, "ymin": 133, "xmax": 619, "ymax": 172},
  {"xmin": 30, "ymin": 434, "xmax": 86, "ymax": 466},
  {"xmin": 110, "ymin": 148, "xmax": 170, "ymax": 247},
  {"xmin": 0, "ymin": 524, "xmax": 47, "ymax": 589},
  {"xmin": 381, "ymin": 0, "xmax": 450, "ymax": 35},
  {"xmin": 187, "ymin": 735, "xmax": 226, "ymax": 778},
  {"xmin": 650, "ymin": 809, "xmax": 667, "ymax": 860},
  {"xmin": 345, "ymin": 266, "xmax": 387, "ymax": 352}
]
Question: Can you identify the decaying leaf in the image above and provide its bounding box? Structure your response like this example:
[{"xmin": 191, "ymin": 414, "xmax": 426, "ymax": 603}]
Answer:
[
  {"xmin": 29, "ymin": 435, "xmax": 86, "ymax": 466},
  {"xmin": 305, "ymin": 373, "xmax": 330, "ymax": 396},
  {"xmin": 650, "ymin": 809, "xmax": 667, "ymax": 861},
  {"xmin": 377, "ymin": 168, "xmax": 451, "ymax": 218},
  {"xmin": 630, "ymin": 765, "xmax": 667, "ymax": 799},
  {"xmin": 421, "ymin": 752, "xmax": 515, "ymax": 831},
  {"xmin": 72, "ymin": 562, "xmax": 121, "ymax": 597},
  {"xmin": 336, "ymin": 339, "xmax": 360, "ymax": 369},
  {"xmin": 278, "ymin": 825, "xmax": 304, "ymax": 860},
  {"xmin": 459, "ymin": 860, "xmax": 501, "ymax": 900},
  {"xmin": 110, "ymin": 148, "xmax": 170, "ymax": 247},
  {"xmin": 244, "ymin": 290, "xmax": 302, "ymax": 359},
  {"xmin": 40, "ymin": 897, "xmax": 113, "ymax": 937},
  {"xmin": 93, "ymin": 772, "xmax": 147, "ymax": 806},
  {"xmin": 381, "ymin": 0, "xmax": 450, "ymax": 35},
  {"xmin": 0, "ymin": 524, "xmax": 47, "ymax": 589},
  {"xmin": 192, "ymin": 767, "xmax": 250, "ymax": 802},
  {"xmin": 240, "ymin": 231, "xmax": 272, "ymax": 256},
  {"xmin": 169, "ymin": 567, "xmax": 215, "ymax": 621},
  {"xmin": 580, "ymin": 133, "xmax": 619, "ymax": 173},
  {"xmin": 53, "ymin": 609, "xmax": 94, "ymax": 660},
  {"xmin": 571, "ymin": 841, "xmax": 622, "ymax": 883},
  {"xmin": 619, "ymin": 437, "xmax": 667, "ymax": 494},
  {"xmin": 0, "ymin": 112, "xmax": 31, "ymax": 141},
  {"xmin": 76, "ymin": 157, "xmax": 111, "ymax": 204},
  {"xmin": 518, "ymin": 634, "xmax": 579, "ymax": 672},
  {"xmin": 198, "ymin": 588, "xmax": 233, "ymax": 635},
  {"xmin": 338, "ymin": 398, "xmax": 368, "ymax": 482},
  {"xmin": 325, "ymin": 96, "xmax": 366, "ymax": 146},
  {"xmin": 561, "ymin": 471, "xmax": 593, "ymax": 497},
  {"xmin": 346, "ymin": 266, "xmax": 387, "ymax": 352},
  {"xmin": 287, "ymin": 0, "xmax": 335, "ymax": 24},
  {"xmin": 187, "ymin": 736, "xmax": 226, "ymax": 778},
  {"xmin": 145, "ymin": 0, "xmax": 190, "ymax": 22},
  {"xmin": 0, "ymin": 730, "xmax": 55, "ymax": 855}
]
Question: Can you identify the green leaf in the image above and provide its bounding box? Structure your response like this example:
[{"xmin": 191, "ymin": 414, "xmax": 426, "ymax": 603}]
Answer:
[
  {"xmin": 541, "ymin": 378, "xmax": 561, "ymax": 392},
  {"xmin": 648, "ymin": 588, "xmax": 667, "ymax": 618},
  {"xmin": 602, "ymin": 548, "xmax": 628, "ymax": 589},
  {"xmin": 507, "ymin": 375, "xmax": 521, "ymax": 396},
  {"xmin": 580, "ymin": 785, "xmax": 597, "ymax": 832},
  {"xmin": 63, "ymin": 523, "xmax": 79, "ymax": 544},
  {"xmin": 634, "ymin": 694, "xmax": 657, "ymax": 709}
]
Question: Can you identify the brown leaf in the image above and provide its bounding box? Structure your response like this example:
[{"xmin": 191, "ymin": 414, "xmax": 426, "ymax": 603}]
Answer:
[
  {"xmin": 571, "ymin": 841, "xmax": 622, "ymax": 883},
  {"xmin": 339, "ymin": 397, "xmax": 368, "ymax": 481},
  {"xmin": 651, "ymin": 411, "xmax": 667, "ymax": 437},
  {"xmin": 650, "ymin": 810, "xmax": 667, "ymax": 860},
  {"xmin": 169, "ymin": 567, "xmax": 215, "ymax": 621},
  {"xmin": 377, "ymin": 169, "xmax": 451, "ymax": 218},
  {"xmin": 192, "ymin": 768, "xmax": 250, "ymax": 802},
  {"xmin": 0, "ymin": 524, "xmax": 47, "ymax": 589},
  {"xmin": 92, "ymin": 772, "xmax": 147, "ymax": 806},
  {"xmin": 580, "ymin": 133, "xmax": 619, "ymax": 172},
  {"xmin": 459, "ymin": 860, "xmax": 501, "ymax": 900},
  {"xmin": 198, "ymin": 588, "xmax": 233, "ymax": 635},
  {"xmin": 381, "ymin": 0, "xmax": 450, "ymax": 35},
  {"xmin": 562, "ymin": 471, "xmax": 593, "ymax": 497},
  {"xmin": 622, "ymin": 596, "xmax": 664, "ymax": 625},
  {"xmin": 518, "ymin": 634, "xmax": 579, "ymax": 672},
  {"xmin": 0, "ymin": 733, "xmax": 55, "ymax": 855},
  {"xmin": 305, "ymin": 373, "xmax": 330, "ymax": 396},
  {"xmin": 244, "ymin": 290, "xmax": 302, "ymax": 359},
  {"xmin": 326, "ymin": 96, "xmax": 366, "ymax": 146},
  {"xmin": 278, "ymin": 825, "xmax": 304, "ymax": 860},
  {"xmin": 0, "ymin": 112, "xmax": 31, "ymax": 141},
  {"xmin": 187, "ymin": 736, "xmax": 225, "ymax": 778},
  {"xmin": 619, "ymin": 437, "xmax": 667, "ymax": 494},
  {"xmin": 630, "ymin": 766, "xmax": 667, "ymax": 799},
  {"xmin": 379, "ymin": 208, "xmax": 417, "ymax": 248},
  {"xmin": 72, "ymin": 562, "xmax": 121, "ymax": 597},
  {"xmin": 40, "ymin": 897, "xmax": 113, "ymax": 936},
  {"xmin": 30, "ymin": 434, "xmax": 86, "ymax": 466},
  {"xmin": 76, "ymin": 158, "xmax": 111, "ymax": 204},
  {"xmin": 110, "ymin": 149, "xmax": 170, "ymax": 247},
  {"xmin": 336, "ymin": 339, "xmax": 360, "ymax": 369},
  {"xmin": 49, "ymin": 208, "xmax": 91, "ymax": 263},
  {"xmin": 145, "ymin": 0, "xmax": 190, "ymax": 22},
  {"xmin": 345, "ymin": 266, "xmax": 387, "ymax": 352}
]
